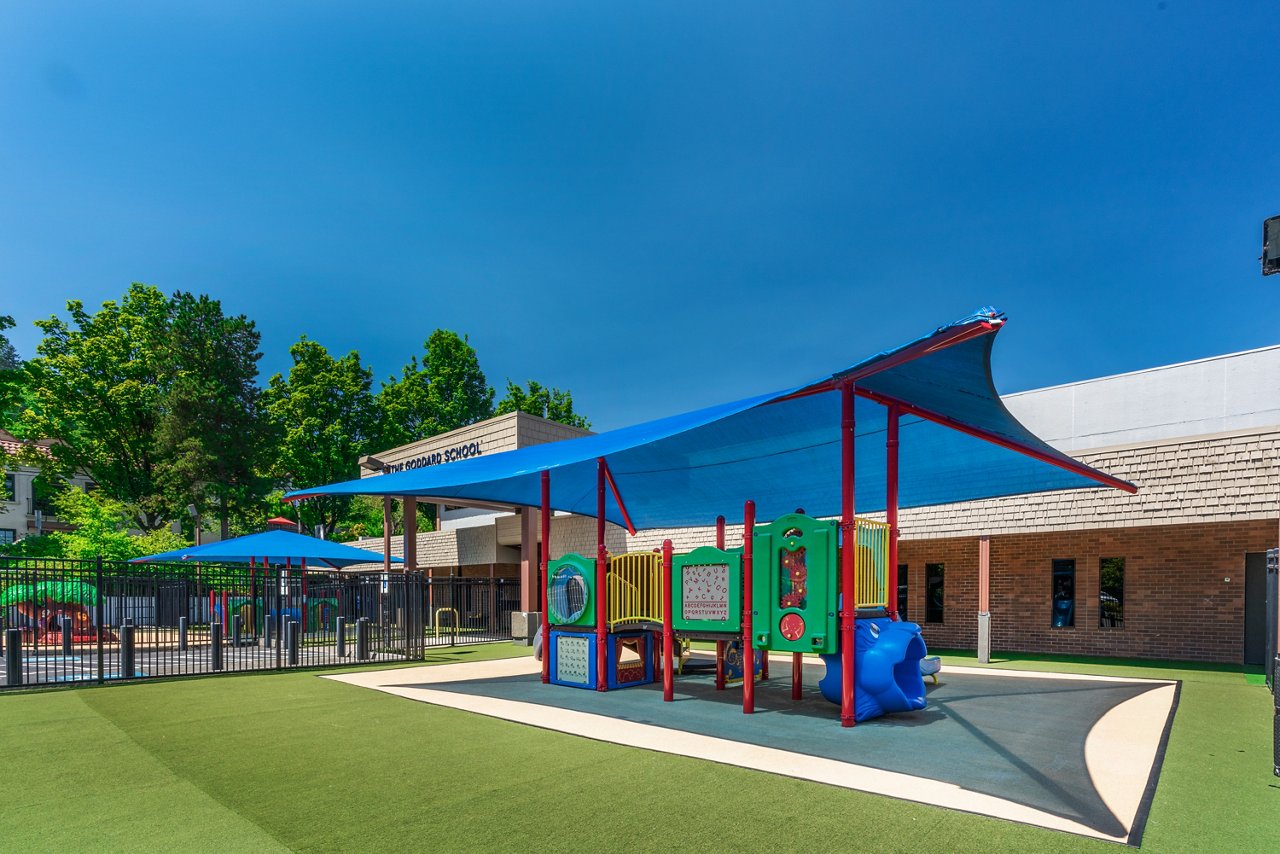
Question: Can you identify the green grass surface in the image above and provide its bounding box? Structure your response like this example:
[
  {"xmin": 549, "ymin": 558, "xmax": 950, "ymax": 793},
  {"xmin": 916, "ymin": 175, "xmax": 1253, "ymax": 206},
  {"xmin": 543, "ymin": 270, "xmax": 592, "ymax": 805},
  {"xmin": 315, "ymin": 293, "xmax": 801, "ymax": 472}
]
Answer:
[{"xmin": 1, "ymin": 644, "xmax": 1276, "ymax": 853}]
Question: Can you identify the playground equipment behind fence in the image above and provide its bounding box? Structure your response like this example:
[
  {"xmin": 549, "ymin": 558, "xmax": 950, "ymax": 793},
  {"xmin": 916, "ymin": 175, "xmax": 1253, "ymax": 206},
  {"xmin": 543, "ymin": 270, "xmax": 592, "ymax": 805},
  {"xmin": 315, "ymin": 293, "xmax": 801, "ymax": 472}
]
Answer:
[{"xmin": 0, "ymin": 557, "xmax": 516, "ymax": 689}]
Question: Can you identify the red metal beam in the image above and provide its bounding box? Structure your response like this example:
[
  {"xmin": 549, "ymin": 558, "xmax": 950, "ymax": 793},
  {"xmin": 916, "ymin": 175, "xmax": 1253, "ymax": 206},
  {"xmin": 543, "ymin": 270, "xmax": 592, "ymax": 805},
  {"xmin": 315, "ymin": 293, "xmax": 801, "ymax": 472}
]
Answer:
[
  {"xmin": 601, "ymin": 459, "xmax": 637, "ymax": 536},
  {"xmin": 540, "ymin": 471, "xmax": 551, "ymax": 684},
  {"xmin": 839, "ymin": 380, "xmax": 857, "ymax": 728},
  {"xmin": 715, "ymin": 515, "xmax": 725, "ymax": 550},
  {"xmin": 596, "ymin": 458, "xmax": 608, "ymax": 692},
  {"xmin": 662, "ymin": 539, "xmax": 674, "ymax": 702},
  {"xmin": 742, "ymin": 499, "xmax": 755, "ymax": 715},
  {"xmin": 856, "ymin": 387, "xmax": 1139, "ymax": 494},
  {"xmin": 886, "ymin": 404, "xmax": 900, "ymax": 621}
]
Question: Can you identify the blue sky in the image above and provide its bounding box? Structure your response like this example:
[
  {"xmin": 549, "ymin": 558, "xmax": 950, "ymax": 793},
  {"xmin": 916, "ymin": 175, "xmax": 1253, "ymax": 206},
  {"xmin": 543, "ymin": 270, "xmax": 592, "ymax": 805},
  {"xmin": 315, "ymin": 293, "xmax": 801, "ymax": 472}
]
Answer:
[{"xmin": 2, "ymin": 3, "xmax": 1277, "ymax": 430}]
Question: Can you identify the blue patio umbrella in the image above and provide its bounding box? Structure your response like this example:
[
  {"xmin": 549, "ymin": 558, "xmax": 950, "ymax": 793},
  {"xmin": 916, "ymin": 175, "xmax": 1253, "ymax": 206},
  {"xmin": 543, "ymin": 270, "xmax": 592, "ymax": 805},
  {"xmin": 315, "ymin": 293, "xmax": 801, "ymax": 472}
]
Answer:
[{"xmin": 131, "ymin": 529, "xmax": 402, "ymax": 569}]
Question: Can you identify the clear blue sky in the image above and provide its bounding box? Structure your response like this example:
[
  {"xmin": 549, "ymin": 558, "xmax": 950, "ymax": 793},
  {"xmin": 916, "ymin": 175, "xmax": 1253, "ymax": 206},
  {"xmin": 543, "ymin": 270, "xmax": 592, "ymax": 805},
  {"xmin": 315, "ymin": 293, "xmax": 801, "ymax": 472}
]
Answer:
[{"xmin": 2, "ymin": 3, "xmax": 1277, "ymax": 431}]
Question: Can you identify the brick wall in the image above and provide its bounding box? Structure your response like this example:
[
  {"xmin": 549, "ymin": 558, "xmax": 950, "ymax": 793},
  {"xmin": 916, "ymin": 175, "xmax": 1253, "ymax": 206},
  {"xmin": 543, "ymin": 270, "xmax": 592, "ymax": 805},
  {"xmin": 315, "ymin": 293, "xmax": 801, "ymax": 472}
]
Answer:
[{"xmin": 900, "ymin": 518, "xmax": 1277, "ymax": 663}]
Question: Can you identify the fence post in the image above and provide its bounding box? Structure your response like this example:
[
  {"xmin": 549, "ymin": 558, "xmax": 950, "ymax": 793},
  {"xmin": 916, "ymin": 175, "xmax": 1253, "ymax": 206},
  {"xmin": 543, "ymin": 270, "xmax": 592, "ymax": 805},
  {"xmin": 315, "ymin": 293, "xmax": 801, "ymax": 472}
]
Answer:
[
  {"xmin": 356, "ymin": 617, "xmax": 369, "ymax": 661},
  {"xmin": 61, "ymin": 615, "xmax": 73, "ymax": 656},
  {"xmin": 95, "ymin": 556, "xmax": 105, "ymax": 685},
  {"xmin": 232, "ymin": 614, "xmax": 242, "ymax": 651},
  {"xmin": 120, "ymin": 622, "xmax": 135, "ymax": 679},
  {"xmin": 5, "ymin": 628, "xmax": 21, "ymax": 686},
  {"xmin": 287, "ymin": 620, "xmax": 300, "ymax": 665},
  {"xmin": 179, "ymin": 616, "xmax": 188, "ymax": 651},
  {"xmin": 211, "ymin": 622, "xmax": 223, "ymax": 672},
  {"xmin": 336, "ymin": 616, "xmax": 347, "ymax": 658}
]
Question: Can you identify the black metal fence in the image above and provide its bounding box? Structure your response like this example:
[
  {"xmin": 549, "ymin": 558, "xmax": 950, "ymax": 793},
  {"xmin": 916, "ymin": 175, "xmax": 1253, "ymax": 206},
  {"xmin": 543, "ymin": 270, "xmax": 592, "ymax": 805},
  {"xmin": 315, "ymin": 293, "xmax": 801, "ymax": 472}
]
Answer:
[{"xmin": 0, "ymin": 557, "xmax": 515, "ymax": 689}]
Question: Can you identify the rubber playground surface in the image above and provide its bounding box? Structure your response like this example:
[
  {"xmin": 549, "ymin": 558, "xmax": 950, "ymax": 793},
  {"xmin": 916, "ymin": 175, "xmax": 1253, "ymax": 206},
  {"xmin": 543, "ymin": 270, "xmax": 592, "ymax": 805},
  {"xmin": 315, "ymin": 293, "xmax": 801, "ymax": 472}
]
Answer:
[{"xmin": 328, "ymin": 653, "xmax": 1178, "ymax": 846}]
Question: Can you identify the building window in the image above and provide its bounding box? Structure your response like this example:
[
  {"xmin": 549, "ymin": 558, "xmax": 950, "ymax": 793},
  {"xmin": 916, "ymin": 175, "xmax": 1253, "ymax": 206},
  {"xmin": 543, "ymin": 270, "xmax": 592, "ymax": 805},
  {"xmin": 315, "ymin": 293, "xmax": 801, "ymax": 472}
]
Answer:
[
  {"xmin": 1052, "ymin": 559, "xmax": 1075, "ymax": 628},
  {"xmin": 1100, "ymin": 558, "xmax": 1125, "ymax": 628},
  {"xmin": 896, "ymin": 564, "xmax": 908, "ymax": 620},
  {"xmin": 0, "ymin": 529, "xmax": 14, "ymax": 545},
  {"xmin": 2, "ymin": 472, "xmax": 13, "ymax": 502},
  {"xmin": 925, "ymin": 563, "xmax": 944, "ymax": 623}
]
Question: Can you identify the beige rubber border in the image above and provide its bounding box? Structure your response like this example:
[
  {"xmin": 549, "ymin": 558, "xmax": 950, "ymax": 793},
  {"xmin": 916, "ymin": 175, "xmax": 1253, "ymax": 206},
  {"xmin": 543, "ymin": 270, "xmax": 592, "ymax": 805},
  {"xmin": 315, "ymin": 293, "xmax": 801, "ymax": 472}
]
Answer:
[{"xmin": 325, "ymin": 658, "xmax": 1175, "ymax": 844}]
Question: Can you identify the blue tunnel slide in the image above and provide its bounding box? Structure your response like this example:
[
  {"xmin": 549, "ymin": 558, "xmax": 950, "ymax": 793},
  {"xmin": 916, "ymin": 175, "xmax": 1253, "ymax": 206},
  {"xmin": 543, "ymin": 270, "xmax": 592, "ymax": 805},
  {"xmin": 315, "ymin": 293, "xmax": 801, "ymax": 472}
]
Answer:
[{"xmin": 818, "ymin": 617, "xmax": 929, "ymax": 722}]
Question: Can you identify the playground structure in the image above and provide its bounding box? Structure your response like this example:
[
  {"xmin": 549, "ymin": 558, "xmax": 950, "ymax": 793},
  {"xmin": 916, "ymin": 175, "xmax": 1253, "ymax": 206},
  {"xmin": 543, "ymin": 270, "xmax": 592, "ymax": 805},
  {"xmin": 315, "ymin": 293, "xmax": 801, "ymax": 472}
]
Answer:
[
  {"xmin": 287, "ymin": 308, "xmax": 1138, "ymax": 728},
  {"xmin": 0, "ymin": 579, "xmax": 116, "ymax": 643},
  {"xmin": 542, "ymin": 508, "xmax": 928, "ymax": 722}
]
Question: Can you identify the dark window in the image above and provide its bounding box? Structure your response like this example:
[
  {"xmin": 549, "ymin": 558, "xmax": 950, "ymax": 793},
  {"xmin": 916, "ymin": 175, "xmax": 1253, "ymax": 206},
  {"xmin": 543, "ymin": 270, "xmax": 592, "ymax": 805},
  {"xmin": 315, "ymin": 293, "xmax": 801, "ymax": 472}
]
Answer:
[
  {"xmin": 896, "ymin": 564, "xmax": 908, "ymax": 620},
  {"xmin": 1052, "ymin": 559, "xmax": 1075, "ymax": 628},
  {"xmin": 925, "ymin": 563, "xmax": 944, "ymax": 623},
  {"xmin": 2, "ymin": 473, "xmax": 13, "ymax": 502},
  {"xmin": 0, "ymin": 529, "xmax": 14, "ymax": 545},
  {"xmin": 1100, "ymin": 558, "xmax": 1125, "ymax": 628}
]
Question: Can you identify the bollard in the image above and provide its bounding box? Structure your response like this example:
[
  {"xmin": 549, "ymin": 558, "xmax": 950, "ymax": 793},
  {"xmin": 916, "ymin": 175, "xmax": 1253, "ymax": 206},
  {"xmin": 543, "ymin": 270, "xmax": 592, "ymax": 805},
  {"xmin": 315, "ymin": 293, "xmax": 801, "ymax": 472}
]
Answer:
[
  {"xmin": 262, "ymin": 614, "xmax": 273, "ymax": 648},
  {"xmin": 121, "ymin": 623, "xmax": 135, "ymax": 678},
  {"xmin": 356, "ymin": 617, "xmax": 369, "ymax": 661},
  {"xmin": 287, "ymin": 620, "xmax": 300, "ymax": 665},
  {"xmin": 232, "ymin": 614, "xmax": 242, "ymax": 650},
  {"xmin": 5, "ymin": 628, "xmax": 21, "ymax": 686},
  {"xmin": 336, "ymin": 616, "xmax": 347, "ymax": 658},
  {"xmin": 179, "ymin": 616, "xmax": 188, "ymax": 651},
  {"xmin": 62, "ymin": 615, "xmax": 73, "ymax": 656},
  {"xmin": 211, "ymin": 622, "xmax": 223, "ymax": 672}
]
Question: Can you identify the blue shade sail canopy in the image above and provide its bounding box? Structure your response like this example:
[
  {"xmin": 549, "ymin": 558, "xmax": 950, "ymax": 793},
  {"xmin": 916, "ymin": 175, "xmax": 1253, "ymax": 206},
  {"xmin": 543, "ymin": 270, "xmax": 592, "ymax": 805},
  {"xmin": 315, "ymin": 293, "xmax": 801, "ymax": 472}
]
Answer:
[
  {"xmin": 131, "ymin": 529, "xmax": 402, "ymax": 568},
  {"xmin": 285, "ymin": 309, "xmax": 1136, "ymax": 530}
]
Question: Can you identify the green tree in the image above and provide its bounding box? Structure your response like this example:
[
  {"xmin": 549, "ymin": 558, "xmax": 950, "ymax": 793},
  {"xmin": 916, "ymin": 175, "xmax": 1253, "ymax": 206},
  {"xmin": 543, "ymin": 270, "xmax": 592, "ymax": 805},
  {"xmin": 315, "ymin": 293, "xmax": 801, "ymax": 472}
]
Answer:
[
  {"xmin": 20, "ymin": 284, "xmax": 173, "ymax": 529},
  {"xmin": 263, "ymin": 337, "xmax": 381, "ymax": 537},
  {"xmin": 495, "ymin": 380, "xmax": 590, "ymax": 429},
  {"xmin": 378, "ymin": 330, "xmax": 494, "ymax": 447},
  {"xmin": 0, "ymin": 315, "xmax": 19, "ymax": 493},
  {"xmin": 0, "ymin": 488, "xmax": 187, "ymax": 560},
  {"xmin": 154, "ymin": 293, "xmax": 272, "ymax": 540},
  {"xmin": 0, "ymin": 314, "xmax": 19, "ymax": 371}
]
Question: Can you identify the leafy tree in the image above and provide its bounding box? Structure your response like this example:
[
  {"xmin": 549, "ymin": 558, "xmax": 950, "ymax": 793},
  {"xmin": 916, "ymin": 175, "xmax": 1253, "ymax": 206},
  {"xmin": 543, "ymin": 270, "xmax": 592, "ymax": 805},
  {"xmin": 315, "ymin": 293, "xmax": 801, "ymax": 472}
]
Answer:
[
  {"xmin": 496, "ymin": 380, "xmax": 590, "ymax": 429},
  {"xmin": 154, "ymin": 293, "xmax": 272, "ymax": 539},
  {"xmin": 0, "ymin": 315, "xmax": 26, "ymax": 432},
  {"xmin": 0, "ymin": 314, "xmax": 19, "ymax": 371},
  {"xmin": 0, "ymin": 488, "xmax": 188, "ymax": 560},
  {"xmin": 337, "ymin": 495, "xmax": 435, "ymax": 541},
  {"xmin": 378, "ymin": 330, "xmax": 494, "ymax": 447},
  {"xmin": 263, "ymin": 337, "xmax": 381, "ymax": 537},
  {"xmin": 20, "ymin": 284, "xmax": 172, "ymax": 529}
]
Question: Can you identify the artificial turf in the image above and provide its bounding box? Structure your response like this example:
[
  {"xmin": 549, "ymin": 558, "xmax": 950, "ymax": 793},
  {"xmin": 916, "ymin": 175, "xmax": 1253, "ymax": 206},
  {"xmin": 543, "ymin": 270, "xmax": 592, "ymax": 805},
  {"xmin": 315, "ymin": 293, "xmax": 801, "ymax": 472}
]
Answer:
[{"xmin": 1, "ymin": 645, "xmax": 1275, "ymax": 853}]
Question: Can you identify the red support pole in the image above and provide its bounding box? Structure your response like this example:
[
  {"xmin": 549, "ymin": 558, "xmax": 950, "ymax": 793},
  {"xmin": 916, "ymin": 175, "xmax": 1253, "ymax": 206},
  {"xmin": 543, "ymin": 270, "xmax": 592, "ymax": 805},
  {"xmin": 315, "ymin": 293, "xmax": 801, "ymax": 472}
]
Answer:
[
  {"xmin": 221, "ymin": 589, "xmax": 229, "ymax": 633},
  {"xmin": 886, "ymin": 403, "xmax": 900, "ymax": 620},
  {"xmin": 540, "ymin": 471, "xmax": 551, "ymax": 684},
  {"xmin": 792, "ymin": 651, "xmax": 803, "ymax": 700},
  {"xmin": 715, "ymin": 515, "xmax": 725, "ymax": 550},
  {"xmin": 742, "ymin": 499, "xmax": 756, "ymax": 715},
  {"xmin": 840, "ymin": 380, "xmax": 858, "ymax": 728},
  {"xmin": 596, "ymin": 458, "xmax": 608, "ymax": 692},
  {"xmin": 662, "ymin": 539, "xmax": 674, "ymax": 702},
  {"xmin": 714, "ymin": 640, "xmax": 725, "ymax": 690}
]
